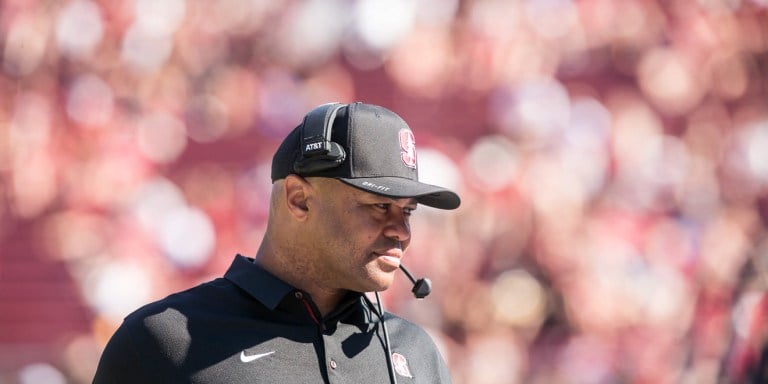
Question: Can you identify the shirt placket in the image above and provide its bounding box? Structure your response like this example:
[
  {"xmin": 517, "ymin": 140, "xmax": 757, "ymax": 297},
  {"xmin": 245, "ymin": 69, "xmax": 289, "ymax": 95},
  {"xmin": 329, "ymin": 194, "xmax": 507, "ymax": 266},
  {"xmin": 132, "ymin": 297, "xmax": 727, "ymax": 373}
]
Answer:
[{"xmin": 294, "ymin": 291, "xmax": 341, "ymax": 383}]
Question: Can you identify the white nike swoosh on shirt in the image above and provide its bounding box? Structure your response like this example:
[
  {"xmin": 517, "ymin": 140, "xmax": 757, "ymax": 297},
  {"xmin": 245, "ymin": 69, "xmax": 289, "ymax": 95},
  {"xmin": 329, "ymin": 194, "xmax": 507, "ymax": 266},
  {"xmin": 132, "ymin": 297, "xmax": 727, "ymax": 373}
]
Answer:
[{"xmin": 240, "ymin": 350, "xmax": 275, "ymax": 363}]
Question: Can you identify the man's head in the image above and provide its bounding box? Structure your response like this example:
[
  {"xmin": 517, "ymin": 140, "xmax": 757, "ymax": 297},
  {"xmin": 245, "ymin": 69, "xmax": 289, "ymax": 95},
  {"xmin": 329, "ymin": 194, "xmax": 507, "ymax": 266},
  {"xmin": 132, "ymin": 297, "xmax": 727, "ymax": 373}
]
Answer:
[{"xmin": 267, "ymin": 102, "xmax": 460, "ymax": 293}]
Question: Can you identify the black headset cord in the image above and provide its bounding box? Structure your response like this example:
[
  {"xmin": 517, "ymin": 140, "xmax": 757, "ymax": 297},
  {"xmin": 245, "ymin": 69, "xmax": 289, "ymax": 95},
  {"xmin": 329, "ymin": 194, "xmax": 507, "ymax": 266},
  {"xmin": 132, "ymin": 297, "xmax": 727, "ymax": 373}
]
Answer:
[
  {"xmin": 365, "ymin": 264, "xmax": 431, "ymax": 384},
  {"xmin": 365, "ymin": 292, "xmax": 398, "ymax": 384}
]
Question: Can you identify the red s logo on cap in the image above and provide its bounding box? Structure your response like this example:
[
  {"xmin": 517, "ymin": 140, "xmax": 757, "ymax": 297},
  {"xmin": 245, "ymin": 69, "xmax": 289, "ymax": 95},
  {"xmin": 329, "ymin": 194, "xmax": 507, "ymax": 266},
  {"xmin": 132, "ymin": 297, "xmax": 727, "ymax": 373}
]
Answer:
[{"xmin": 399, "ymin": 129, "xmax": 417, "ymax": 169}]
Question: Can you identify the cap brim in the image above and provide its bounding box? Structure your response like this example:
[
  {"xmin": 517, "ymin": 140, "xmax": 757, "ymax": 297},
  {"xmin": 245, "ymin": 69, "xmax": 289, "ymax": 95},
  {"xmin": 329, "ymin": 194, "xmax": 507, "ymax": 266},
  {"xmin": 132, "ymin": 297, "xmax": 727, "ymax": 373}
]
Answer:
[{"xmin": 338, "ymin": 177, "xmax": 461, "ymax": 210}]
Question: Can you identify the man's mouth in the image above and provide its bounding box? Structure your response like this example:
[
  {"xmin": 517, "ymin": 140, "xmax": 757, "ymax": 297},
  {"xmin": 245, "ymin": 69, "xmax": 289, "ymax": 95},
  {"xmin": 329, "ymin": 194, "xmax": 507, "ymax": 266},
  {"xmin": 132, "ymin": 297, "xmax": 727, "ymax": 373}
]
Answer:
[{"xmin": 374, "ymin": 249, "xmax": 403, "ymax": 268}]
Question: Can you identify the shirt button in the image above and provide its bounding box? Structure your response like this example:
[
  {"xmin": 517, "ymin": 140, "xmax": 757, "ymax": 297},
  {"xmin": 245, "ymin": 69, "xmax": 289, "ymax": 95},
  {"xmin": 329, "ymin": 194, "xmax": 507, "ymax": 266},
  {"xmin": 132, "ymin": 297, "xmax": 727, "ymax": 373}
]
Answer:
[
  {"xmin": 329, "ymin": 359, "xmax": 337, "ymax": 370},
  {"xmin": 294, "ymin": 291, "xmax": 303, "ymax": 299}
]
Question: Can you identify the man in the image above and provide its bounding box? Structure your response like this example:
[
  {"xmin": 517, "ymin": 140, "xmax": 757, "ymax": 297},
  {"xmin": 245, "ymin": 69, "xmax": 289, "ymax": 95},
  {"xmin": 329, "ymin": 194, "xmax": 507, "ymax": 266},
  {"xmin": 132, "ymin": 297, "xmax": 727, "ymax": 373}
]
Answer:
[{"xmin": 93, "ymin": 102, "xmax": 460, "ymax": 383}]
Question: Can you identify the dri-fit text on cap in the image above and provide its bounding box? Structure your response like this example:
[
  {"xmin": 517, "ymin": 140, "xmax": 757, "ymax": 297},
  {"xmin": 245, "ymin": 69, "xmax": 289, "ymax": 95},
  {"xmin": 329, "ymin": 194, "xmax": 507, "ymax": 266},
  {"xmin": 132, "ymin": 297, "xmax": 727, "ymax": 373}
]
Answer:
[{"xmin": 362, "ymin": 181, "xmax": 391, "ymax": 192}]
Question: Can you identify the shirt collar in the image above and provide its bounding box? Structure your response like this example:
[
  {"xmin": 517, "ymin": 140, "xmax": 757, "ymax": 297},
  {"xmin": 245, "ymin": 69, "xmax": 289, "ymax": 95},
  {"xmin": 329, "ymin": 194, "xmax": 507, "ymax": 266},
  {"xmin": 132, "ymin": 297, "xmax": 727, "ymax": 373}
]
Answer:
[
  {"xmin": 223, "ymin": 254, "xmax": 379, "ymax": 327},
  {"xmin": 224, "ymin": 254, "xmax": 294, "ymax": 310}
]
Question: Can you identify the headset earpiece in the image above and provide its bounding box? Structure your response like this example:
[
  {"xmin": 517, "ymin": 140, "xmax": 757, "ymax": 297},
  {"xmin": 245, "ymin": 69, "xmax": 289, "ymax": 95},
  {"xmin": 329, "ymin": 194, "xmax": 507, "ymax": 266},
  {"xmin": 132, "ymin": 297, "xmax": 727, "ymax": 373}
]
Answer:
[{"xmin": 293, "ymin": 103, "xmax": 347, "ymax": 174}]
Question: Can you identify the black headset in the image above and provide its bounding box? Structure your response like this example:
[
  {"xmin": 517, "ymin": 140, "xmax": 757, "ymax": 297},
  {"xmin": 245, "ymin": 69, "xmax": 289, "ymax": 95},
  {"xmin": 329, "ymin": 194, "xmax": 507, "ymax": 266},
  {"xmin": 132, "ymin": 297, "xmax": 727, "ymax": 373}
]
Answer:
[{"xmin": 293, "ymin": 102, "xmax": 347, "ymax": 175}]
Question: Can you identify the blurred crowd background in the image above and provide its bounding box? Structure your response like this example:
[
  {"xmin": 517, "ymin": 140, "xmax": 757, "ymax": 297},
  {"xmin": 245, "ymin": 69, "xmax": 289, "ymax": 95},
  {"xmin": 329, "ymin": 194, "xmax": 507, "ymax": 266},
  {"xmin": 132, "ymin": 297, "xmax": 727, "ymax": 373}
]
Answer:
[{"xmin": 1, "ymin": 0, "xmax": 768, "ymax": 383}]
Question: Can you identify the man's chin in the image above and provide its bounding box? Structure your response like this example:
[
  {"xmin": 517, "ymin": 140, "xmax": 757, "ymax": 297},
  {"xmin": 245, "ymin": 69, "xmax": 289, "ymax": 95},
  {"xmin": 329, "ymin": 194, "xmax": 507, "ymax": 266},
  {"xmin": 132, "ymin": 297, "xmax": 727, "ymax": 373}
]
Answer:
[{"xmin": 357, "ymin": 272, "xmax": 395, "ymax": 293}]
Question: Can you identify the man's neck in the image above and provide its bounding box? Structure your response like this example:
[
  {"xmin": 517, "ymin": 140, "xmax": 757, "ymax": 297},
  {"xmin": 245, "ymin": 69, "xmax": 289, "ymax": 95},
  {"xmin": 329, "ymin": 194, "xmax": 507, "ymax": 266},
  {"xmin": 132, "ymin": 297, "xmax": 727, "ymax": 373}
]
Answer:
[
  {"xmin": 254, "ymin": 246, "xmax": 345, "ymax": 317},
  {"xmin": 300, "ymin": 286, "xmax": 348, "ymax": 317}
]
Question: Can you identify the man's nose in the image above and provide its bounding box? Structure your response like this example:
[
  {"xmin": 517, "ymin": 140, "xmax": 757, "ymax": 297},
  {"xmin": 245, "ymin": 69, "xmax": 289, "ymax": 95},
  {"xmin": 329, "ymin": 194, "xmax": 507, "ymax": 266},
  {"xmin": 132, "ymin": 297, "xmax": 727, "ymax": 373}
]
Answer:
[{"xmin": 384, "ymin": 211, "xmax": 411, "ymax": 242}]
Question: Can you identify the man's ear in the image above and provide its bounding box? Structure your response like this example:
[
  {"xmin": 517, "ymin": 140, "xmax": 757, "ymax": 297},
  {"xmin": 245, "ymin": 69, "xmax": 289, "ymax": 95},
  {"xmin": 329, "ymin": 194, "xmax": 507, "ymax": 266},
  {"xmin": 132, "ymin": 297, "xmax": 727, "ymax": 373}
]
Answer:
[{"xmin": 283, "ymin": 174, "xmax": 311, "ymax": 220}]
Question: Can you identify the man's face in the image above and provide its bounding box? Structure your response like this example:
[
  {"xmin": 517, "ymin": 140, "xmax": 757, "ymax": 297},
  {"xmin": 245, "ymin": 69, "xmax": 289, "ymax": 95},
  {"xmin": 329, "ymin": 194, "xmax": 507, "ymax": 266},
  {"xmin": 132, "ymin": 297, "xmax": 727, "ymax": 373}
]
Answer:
[{"xmin": 305, "ymin": 178, "xmax": 417, "ymax": 293}]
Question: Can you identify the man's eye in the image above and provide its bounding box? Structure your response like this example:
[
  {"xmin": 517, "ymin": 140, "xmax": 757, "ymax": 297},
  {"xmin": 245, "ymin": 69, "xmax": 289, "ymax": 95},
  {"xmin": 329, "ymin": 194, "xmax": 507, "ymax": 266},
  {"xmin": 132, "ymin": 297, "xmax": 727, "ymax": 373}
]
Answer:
[
  {"xmin": 404, "ymin": 207, "xmax": 415, "ymax": 216},
  {"xmin": 374, "ymin": 203, "xmax": 389, "ymax": 211}
]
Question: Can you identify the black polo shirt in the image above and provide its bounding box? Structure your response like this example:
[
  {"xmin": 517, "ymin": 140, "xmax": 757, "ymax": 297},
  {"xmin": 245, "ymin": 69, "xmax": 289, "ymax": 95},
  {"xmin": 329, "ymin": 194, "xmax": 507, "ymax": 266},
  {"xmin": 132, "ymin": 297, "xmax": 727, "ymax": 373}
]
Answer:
[{"xmin": 93, "ymin": 255, "xmax": 451, "ymax": 383}]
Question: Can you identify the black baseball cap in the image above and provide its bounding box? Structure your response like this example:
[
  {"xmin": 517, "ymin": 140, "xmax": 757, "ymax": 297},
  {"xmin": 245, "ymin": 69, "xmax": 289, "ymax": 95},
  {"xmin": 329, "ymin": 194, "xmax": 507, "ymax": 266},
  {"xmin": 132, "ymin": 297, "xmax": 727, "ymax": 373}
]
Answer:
[{"xmin": 271, "ymin": 102, "xmax": 460, "ymax": 210}]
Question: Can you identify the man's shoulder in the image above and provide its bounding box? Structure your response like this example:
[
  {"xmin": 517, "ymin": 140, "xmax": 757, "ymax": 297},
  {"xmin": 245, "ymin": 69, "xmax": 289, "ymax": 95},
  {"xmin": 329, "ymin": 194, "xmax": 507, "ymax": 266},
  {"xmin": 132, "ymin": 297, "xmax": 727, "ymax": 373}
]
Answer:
[
  {"xmin": 121, "ymin": 277, "xmax": 238, "ymax": 331},
  {"xmin": 382, "ymin": 311, "xmax": 452, "ymax": 382},
  {"xmin": 95, "ymin": 277, "xmax": 250, "ymax": 381},
  {"xmin": 381, "ymin": 311, "xmax": 436, "ymax": 342}
]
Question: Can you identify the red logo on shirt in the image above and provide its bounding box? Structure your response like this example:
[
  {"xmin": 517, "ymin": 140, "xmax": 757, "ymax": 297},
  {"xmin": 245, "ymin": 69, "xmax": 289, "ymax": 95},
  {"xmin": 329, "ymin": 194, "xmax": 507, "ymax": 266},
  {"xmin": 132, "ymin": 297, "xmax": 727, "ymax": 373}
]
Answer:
[
  {"xmin": 399, "ymin": 129, "xmax": 417, "ymax": 169},
  {"xmin": 392, "ymin": 352, "xmax": 413, "ymax": 378}
]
